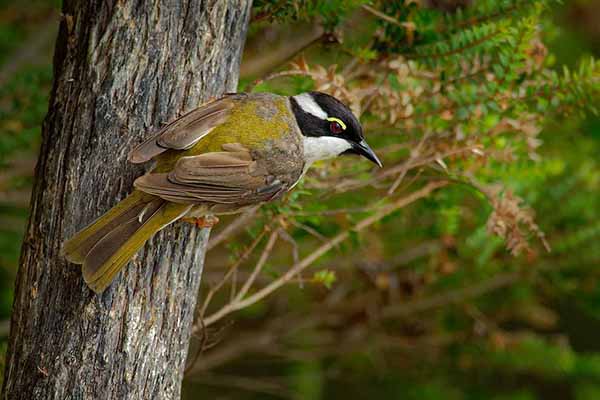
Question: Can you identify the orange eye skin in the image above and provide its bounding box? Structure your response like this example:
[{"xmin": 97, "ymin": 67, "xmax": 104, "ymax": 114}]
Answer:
[{"xmin": 329, "ymin": 121, "xmax": 343, "ymax": 134}]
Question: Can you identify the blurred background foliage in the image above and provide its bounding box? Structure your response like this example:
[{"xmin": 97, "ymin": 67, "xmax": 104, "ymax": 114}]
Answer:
[{"xmin": 1, "ymin": 0, "xmax": 599, "ymax": 399}]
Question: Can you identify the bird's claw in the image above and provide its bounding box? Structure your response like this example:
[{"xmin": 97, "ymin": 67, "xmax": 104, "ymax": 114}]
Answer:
[{"xmin": 182, "ymin": 215, "xmax": 220, "ymax": 228}]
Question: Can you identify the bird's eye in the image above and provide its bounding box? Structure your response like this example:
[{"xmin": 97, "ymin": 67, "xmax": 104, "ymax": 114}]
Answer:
[
  {"xmin": 329, "ymin": 121, "xmax": 343, "ymax": 134},
  {"xmin": 327, "ymin": 117, "xmax": 347, "ymax": 134}
]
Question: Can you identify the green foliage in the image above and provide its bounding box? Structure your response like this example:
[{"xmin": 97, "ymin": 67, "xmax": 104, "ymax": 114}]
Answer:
[
  {"xmin": 253, "ymin": 0, "xmax": 367, "ymax": 29},
  {"xmin": 289, "ymin": 360, "xmax": 323, "ymax": 400},
  {"xmin": 0, "ymin": 0, "xmax": 599, "ymax": 399},
  {"xmin": 186, "ymin": 1, "xmax": 600, "ymax": 399},
  {"xmin": 312, "ymin": 269, "xmax": 337, "ymax": 289}
]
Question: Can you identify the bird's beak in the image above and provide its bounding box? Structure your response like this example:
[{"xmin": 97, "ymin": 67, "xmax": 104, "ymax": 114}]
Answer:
[{"xmin": 352, "ymin": 140, "xmax": 382, "ymax": 167}]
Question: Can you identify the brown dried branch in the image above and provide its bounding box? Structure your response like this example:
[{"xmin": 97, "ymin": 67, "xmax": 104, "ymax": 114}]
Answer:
[
  {"xmin": 207, "ymin": 205, "xmax": 260, "ymax": 250},
  {"xmin": 236, "ymin": 230, "xmax": 280, "ymax": 301},
  {"xmin": 199, "ymin": 181, "xmax": 448, "ymax": 328},
  {"xmin": 483, "ymin": 186, "xmax": 551, "ymax": 255},
  {"xmin": 312, "ymin": 146, "xmax": 476, "ymax": 194},
  {"xmin": 197, "ymin": 226, "xmax": 270, "ymax": 325},
  {"xmin": 388, "ymin": 133, "xmax": 430, "ymax": 194}
]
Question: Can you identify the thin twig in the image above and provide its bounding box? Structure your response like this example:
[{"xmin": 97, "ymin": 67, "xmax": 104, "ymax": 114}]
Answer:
[
  {"xmin": 207, "ymin": 206, "xmax": 260, "ymax": 250},
  {"xmin": 361, "ymin": 4, "xmax": 405, "ymax": 29},
  {"xmin": 277, "ymin": 227, "xmax": 301, "ymax": 263},
  {"xmin": 236, "ymin": 230, "xmax": 279, "ymax": 302},
  {"xmin": 388, "ymin": 133, "xmax": 430, "ymax": 195},
  {"xmin": 197, "ymin": 227, "xmax": 269, "ymax": 323},
  {"xmin": 200, "ymin": 181, "xmax": 448, "ymax": 328},
  {"xmin": 230, "ymin": 268, "xmax": 238, "ymax": 303},
  {"xmin": 288, "ymin": 219, "xmax": 328, "ymax": 242},
  {"xmin": 288, "ymin": 206, "xmax": 382, "ymax": 217},
  {"xmin": 319, "ymin": 146, "xmax": 476, "ymax": 194}
]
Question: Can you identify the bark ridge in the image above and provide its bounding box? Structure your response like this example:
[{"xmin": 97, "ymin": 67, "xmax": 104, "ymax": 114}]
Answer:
[{"xmin": 2, "ymin": 1, "xmax": 252, "ymax": 398}]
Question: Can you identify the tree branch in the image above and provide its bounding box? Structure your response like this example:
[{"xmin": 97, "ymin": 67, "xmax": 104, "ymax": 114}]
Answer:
[{"xmin": 200, "ymin": 181, "xmax": 448, "ymax": 328}]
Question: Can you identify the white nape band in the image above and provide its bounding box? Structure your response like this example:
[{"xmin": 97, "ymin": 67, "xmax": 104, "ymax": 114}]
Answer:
[
  {"xmin": 294, "ymin": 93, "xmax": 327, "ymax": 119},
  {"xmin": 303, "ymin": 136, "xmax": 352, "ymax": 165}
]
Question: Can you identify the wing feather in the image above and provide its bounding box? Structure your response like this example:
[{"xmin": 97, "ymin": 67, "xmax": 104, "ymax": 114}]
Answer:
[
  {"xmin": 133, "ymin": 145, "xmax": 283, "ymax": 205},
  {"xmin": 128, "ymin": 95, "xmax": 239, "ymax": 163}
]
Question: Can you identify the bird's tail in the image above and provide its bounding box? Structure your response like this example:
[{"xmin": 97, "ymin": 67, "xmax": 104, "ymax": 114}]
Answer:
[{"xmin": 63, "ymin": 190, "xmax": 191, "ymax": 293}]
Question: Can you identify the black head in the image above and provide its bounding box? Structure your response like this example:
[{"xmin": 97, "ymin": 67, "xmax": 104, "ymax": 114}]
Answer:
[{"xmin": 289, "ymin": 91, "xmax": 382, "ymax": 167}]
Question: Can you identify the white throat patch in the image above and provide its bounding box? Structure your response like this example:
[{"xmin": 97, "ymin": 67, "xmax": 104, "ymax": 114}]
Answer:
[
  {"xmin": 293, "ymin": 93, "xmax": 327, "ymax": 119},
  {"xmin": 303, "ymin": 136, "xmax": 352, "ymax": 166}
]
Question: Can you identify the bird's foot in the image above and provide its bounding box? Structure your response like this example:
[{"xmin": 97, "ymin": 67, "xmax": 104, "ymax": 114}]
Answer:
[{"xmin": 182, "ymin": 215, "xmax": 220, "ymax": 228}]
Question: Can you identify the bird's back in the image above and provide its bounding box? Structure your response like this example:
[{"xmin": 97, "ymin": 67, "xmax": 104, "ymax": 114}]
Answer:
[{"xmin": 154, "ymin": 93, "xmax": 301, "ymax": 172}]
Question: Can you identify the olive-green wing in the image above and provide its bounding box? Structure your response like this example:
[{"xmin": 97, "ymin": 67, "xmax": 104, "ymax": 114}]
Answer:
[
  {"xmin": 128, "ymin": 94, "xmax": 243, "ymax": 163},
  {"xmin": 133, "ymin": 143, "xmax": 284, "ymax": 205}
]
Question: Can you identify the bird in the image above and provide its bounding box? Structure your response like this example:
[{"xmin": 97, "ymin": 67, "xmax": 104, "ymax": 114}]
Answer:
[{"xmin": 63, "ymin": 91, "xmax": 382, "ymax": 293}]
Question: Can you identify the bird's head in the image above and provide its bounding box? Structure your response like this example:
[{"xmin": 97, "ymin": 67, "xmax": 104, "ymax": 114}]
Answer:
[{"xmin": 290, "ymin": 91, "xmax": 382, "ymax": 167}]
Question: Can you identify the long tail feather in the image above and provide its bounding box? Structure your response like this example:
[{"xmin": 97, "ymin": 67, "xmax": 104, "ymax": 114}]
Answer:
[
  {"xmin": 63, "ymin": 191, "xmax": 150, "ymax": 264},
  {"xmin": 63, "ymin": 190, "xmax": 191, "ymax": 293},
  {"xmin": 83, "ymin": 202, "xmax": 191, "ymax": 293}
]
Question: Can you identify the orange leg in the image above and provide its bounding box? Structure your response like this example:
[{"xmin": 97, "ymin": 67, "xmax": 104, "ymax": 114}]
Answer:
[{"xmin": 182, "ymin": 215, "xmax": 220, "ymax": 228}]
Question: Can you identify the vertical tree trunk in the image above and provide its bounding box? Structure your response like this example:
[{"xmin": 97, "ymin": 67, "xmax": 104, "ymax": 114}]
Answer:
[{"xmin": 2, "ymin": 1, "xmax": 251, "ymax": 398}]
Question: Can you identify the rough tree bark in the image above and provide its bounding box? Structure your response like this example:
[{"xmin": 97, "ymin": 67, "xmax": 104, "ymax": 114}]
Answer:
[{"xmin": 1, "ymin": 1, "xmax": 251, "ymax": 398}]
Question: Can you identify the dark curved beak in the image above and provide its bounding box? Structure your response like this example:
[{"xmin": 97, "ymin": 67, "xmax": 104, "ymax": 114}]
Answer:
[{"xmin": 352, "ymin": 140, "xmax": 382, "ymax": 167}]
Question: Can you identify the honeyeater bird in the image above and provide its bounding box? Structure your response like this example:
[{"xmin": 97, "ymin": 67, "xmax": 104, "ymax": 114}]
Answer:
[{"xmin": 63, "ymin": 91, "xmax": 382, "ymax": 293}]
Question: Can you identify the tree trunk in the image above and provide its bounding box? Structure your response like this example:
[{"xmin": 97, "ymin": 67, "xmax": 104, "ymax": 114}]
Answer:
[{"xmin": 1, "ymin": 1, "xmax": 251, "ymax": 398}]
